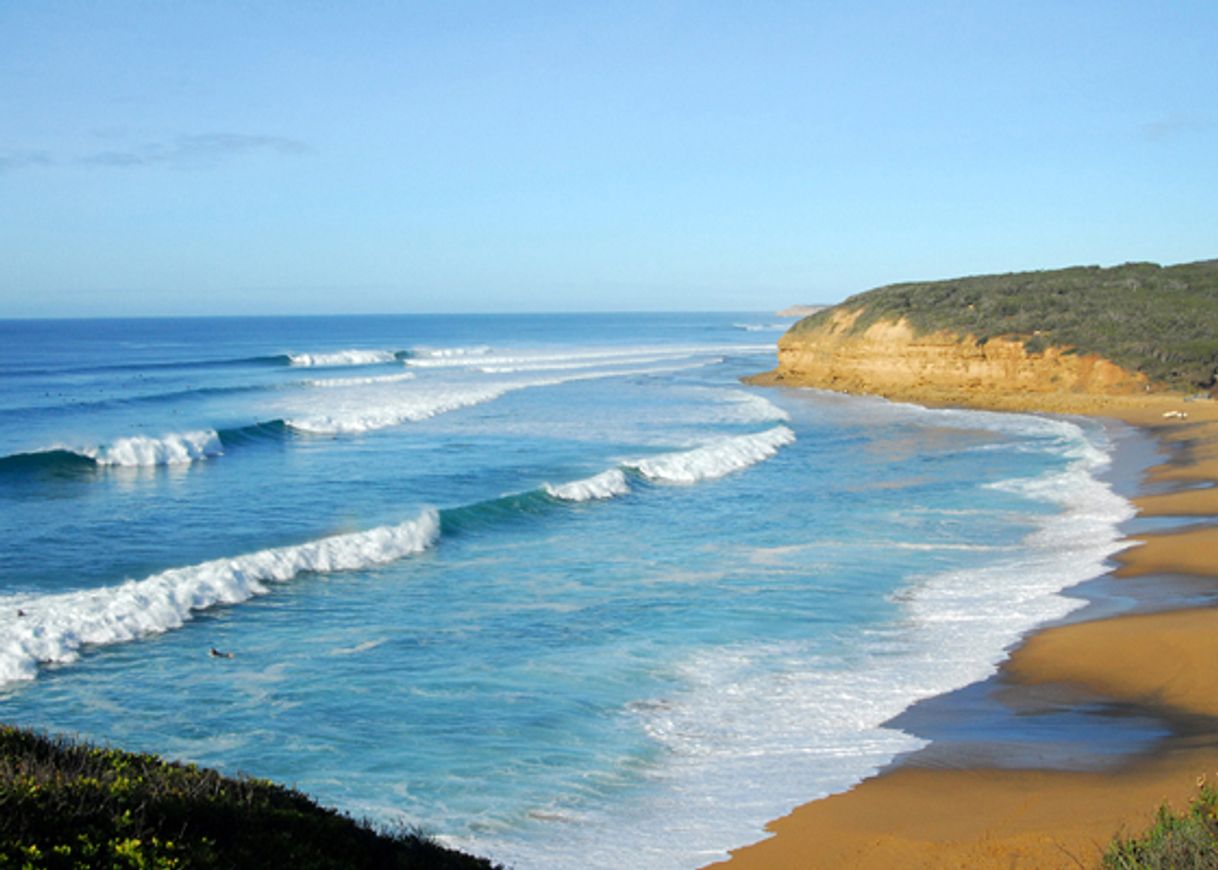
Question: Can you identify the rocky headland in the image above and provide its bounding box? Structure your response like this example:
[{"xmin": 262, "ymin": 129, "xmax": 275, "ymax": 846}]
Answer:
[{"xmin": 753, "ymin": 259, "xmax": 1218, "ymax": 415}]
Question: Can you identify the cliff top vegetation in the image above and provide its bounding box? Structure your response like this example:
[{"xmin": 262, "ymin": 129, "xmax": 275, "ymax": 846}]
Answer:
[
  {"xmin": 790, "ymin": 259, "xmax": 1218, "ymax": 392},
  {"xmin": 0, "ymin": 723, "xmax": 498, "ymax": 869}
]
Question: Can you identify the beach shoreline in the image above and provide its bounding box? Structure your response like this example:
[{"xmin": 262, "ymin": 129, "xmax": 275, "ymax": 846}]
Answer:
[{"xmin": 713, "ymin": 386, "xmax": 1218, "ymax": 868}]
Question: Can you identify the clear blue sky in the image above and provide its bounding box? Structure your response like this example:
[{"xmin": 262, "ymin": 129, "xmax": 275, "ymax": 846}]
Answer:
[{"xmin": 2, "ymin": 1, "xmax": 1215, "ymax": 316}]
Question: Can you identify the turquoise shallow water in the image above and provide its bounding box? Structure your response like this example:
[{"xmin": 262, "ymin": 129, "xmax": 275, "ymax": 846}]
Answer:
[{"xmin": 0, "ymin": 313, "xmax": 1133, "ymax": 867}]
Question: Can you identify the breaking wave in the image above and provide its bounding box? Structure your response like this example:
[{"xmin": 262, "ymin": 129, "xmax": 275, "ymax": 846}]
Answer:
[
  {"xmin": 287, "ymin": 349, "xmax": 399, "ymax": 367},
  {"xmin": 286, "ymin": 383, "xmax": 515, "ymax": 435},
  {"xmin": 408, "ymin": 345, "xmax": 493, "ymax": 359},
  {"xmin": 286, "ymin": 360, "xmax": 719, "ymax": 435},
  {"xmin": 0, "ymin": 424, "xmax": 793, "ymax": 684},
  {"xmin": 733, "ymin": 323, "xmax": 788, "ymax": 332},
  {"xmin": 404, "ymin": 344, "xmax": 769, "ymax": 371},
  {"xmin": 0, "ymin": 424, "xmax": 296, "ymax": 477},
  {"xmin": 0, "ymin": 510, "xmax": 441, "ymax": 685},
  {"xmin": 40, "ymin": 430, "xmax": 227, "ymax": 467},
  {"xmin": 544, "ymin": 469, "xmax": 631, "ymax": 502},
  {"xmin": 626, "ymin": 426, "xmax": 796, "ymax": 484}
]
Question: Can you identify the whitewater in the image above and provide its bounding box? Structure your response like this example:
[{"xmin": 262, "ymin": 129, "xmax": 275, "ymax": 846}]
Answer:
[{"xmin": 0, "ymin": 313, "xmax": 1134, "ymax": 868}]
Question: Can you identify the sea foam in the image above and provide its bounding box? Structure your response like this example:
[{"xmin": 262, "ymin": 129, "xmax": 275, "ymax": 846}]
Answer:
[
  {"xmin": 0, "ymin": 510, "xmax": 440, "ymax": 685},
  {"xmin": 700, "ymin": 388, "xmax": 790, "ymax": 423},
  {"xmin": 626, "ymin": 426, "xmax": 796, "ymax": 484}
]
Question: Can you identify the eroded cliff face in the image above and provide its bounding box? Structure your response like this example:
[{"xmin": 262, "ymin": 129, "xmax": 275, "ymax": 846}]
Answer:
[{"xmin": 754, "ymin": 308, "xmax": 1151, "ymax": 412}]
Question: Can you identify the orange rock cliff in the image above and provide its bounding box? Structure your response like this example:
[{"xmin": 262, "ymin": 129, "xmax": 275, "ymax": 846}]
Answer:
[{"xmin": 751, "ymin": 308, "xmax": 1156, "ymax": 414}]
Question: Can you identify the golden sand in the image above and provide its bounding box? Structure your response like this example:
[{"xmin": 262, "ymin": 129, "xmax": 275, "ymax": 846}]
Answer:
[{"xmin": 712, "ymin": 392, "xmax": 1218, "ymax": 869}]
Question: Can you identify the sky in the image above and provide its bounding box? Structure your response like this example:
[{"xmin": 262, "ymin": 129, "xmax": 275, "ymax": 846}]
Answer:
[{"xmin": 1, "ymin": 1, "xmax": 1216, "ymax": 317}]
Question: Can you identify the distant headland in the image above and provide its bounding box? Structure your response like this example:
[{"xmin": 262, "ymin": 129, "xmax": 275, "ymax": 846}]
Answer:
[{"xmin": 775, "ymin": 304, "xmax": 829, "ymax": 318}]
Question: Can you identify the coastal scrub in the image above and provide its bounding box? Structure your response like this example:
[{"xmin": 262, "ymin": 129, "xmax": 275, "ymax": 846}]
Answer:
[{"xmin": 0, "ymin": 724, "xmax": 497, "ymax": 869}]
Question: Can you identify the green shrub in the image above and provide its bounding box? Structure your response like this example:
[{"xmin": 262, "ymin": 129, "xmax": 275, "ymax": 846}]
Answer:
[
  {"xmin": 1104, "ymin": 779, "xmax": 1218, "ymax": 869},
  {"xmin": 0, "ymin": 724, "xmax": 499, "ymax": 869},
  {"xmin": 792, "ymin": 259, "xmax": 1218, "ymax": 391}
]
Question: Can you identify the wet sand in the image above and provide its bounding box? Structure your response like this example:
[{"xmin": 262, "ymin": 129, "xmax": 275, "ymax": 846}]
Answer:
[{"xmin": 712, "ymin": 397, "xmax": 1218, "ymax": 869}]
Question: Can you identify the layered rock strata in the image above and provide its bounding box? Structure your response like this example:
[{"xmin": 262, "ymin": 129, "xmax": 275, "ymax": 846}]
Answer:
[{"xmin": 750, "ymin": 308, "xmax": 1153, "ymax": 413}]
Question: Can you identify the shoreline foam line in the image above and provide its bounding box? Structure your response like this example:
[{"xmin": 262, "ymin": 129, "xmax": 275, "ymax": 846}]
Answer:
[
  {"xmin": 712, "ymin": 414, "xmax": 1217, "ymax": 869},
  {"xmin": 0, "ymin": 510, "xmax": 441, "ymax": 686},
  {"xmin": 503, "ymin": 412, "xmax": 1134, "ymax": 870}
]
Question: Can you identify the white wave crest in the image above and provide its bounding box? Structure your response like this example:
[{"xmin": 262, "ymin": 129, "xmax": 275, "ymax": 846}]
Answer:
[
  {"xmin": 73, "ymin": 430, "xmax": 224, "ymax": 466},
  {"xmin": 476, "ymin": 354, "xmax": 691, "ymax": 374},
  {"xmin": 287, "ymin": 383, "xmax": 515, "ymax": 434},
  {"xmin": 733, "ymin": 322, "xmax": 787, "ymax": 332},
  {"xmin": 409, "ymin": 345, "xmax": 493, "ymax": 358},
  {"xmin": 0, "ymin": 510, "xmax": 440, "ymax": 685},
  {"xmin": 286, "ymin": 361, "xmax": 719, "ymax": 435},
  {"xmin": 404, "ymin": 344, "xmax": 769, "ymax": 371},
  {"xmin": 627, "ymin": 426, "xmax": 795, "ymax": 484},
  {"xmin": 544, "ymin": 469, "xmax": 630, "ymax": 502},
  {"xmin": 288, "ymin": 349, "xmax": 398, "ymax": 367},
  {"xmin": 305, "ymin": 372, "xmax": 417, "ymax": 388}
]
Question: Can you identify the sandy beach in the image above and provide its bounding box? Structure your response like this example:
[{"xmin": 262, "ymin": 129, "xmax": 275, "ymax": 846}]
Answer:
[{"xmin": 712, "ymin": 395, "xmax": 1218, "ymax": 869}]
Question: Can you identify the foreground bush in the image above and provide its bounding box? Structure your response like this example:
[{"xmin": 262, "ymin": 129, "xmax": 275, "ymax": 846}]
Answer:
[
  {"xmin": 0, "ymin": 724, "xmax": 498, "ymax": 869},
  {"xmin": 1104, "ymin": 779, "xmax": 1218, "ymax": 869}
]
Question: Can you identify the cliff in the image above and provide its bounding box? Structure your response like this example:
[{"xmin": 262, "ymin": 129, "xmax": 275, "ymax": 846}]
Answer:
[
  {"xmin": 752, "ymin": 260, "xmax": 1218, "ymax": 413},
  {"xmin": 752, "ymin": 308, "xmax": 1157, "ymax": 414}
]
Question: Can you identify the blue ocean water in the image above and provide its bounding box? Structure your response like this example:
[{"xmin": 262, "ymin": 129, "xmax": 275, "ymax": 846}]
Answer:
[{"xmin": 0, "ymin": 313, "xmax": 1132, "ymax": 868}]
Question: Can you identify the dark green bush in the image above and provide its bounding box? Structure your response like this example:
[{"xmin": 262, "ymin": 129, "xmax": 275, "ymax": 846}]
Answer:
[
  {"xmin": 792, "ymin": 259, "xmax": 1218, "ymax": 391},
  {"xmin": 0, "ymin": 724, "xmax": 498, "ymax": 869}
]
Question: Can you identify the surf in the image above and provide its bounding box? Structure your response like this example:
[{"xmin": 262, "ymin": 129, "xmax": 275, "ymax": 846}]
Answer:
[{"xmin": 0, "ymin": 510, "xmax": 442, "ymax": 686}]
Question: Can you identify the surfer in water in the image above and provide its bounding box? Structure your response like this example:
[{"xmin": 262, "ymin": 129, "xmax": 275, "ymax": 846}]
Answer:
[{"xmin": 209, "ymin": 647, "xmax": 234, "ymax": 659}]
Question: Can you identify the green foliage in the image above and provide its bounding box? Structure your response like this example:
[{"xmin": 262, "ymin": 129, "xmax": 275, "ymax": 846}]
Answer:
[
  {"xmin": 791, "ymin": 259, "xmax": 1218, "ymax": 391},
  {"xmin": 0, "ymin": 724, "xmax": 499, "ymax": 869},
  {"xmin": 1104, "ymin": 779, "xmax": 1218, "ymax": 869}
]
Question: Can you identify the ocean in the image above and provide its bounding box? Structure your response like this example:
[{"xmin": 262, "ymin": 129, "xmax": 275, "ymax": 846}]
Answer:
[{"xmin": 0, "ymin": 313, "xmax": 1133, "ymax": 868}]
